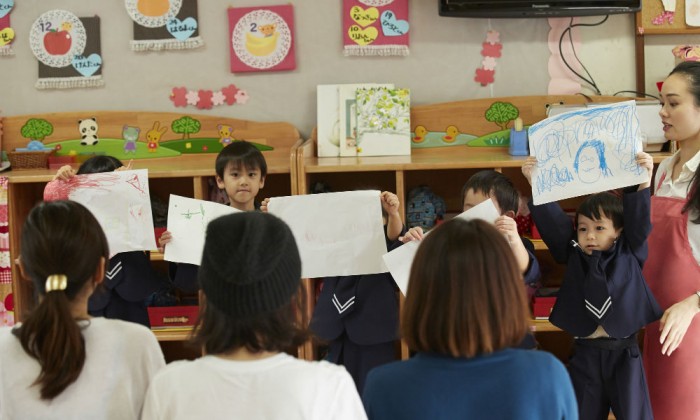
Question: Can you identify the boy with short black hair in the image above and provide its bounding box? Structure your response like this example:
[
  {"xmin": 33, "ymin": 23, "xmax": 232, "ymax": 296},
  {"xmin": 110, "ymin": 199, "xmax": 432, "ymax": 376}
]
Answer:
[
  {"xmin": 160, "ymin": 140, "xmax": 268, "ymax": 291},
  {"xmin": 522, "ymin": 153, "xmax": 662, "ymax": 420},
  {"xmin": 403, "ymin": 169, "xmax": 540, "ymax": 290}
]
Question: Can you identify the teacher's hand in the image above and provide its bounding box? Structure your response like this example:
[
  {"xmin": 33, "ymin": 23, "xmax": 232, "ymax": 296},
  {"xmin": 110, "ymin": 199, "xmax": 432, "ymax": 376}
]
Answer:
[{"xmin": 659, "ymin": 293, "xmax": 700, "ymax": 356}]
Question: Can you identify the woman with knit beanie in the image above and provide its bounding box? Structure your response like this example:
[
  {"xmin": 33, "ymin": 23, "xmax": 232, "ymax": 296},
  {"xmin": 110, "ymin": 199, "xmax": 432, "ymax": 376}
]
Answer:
[{"xmin": 142, "ymin": 212, "xmax": 366, "ymax": 420}]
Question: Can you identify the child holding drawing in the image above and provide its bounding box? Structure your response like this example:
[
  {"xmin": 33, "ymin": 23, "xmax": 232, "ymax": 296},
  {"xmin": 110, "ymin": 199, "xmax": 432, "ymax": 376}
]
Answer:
[
  {"xmin": 43, "ymin": 155, "xmax": 165, "ymax": 327},
  {"xmin": 159, "ymin": 140, "xmax": 268, "ymax": 292},
  {"xmin": 522, "ymin": 153, "xmax": 661, "ymax": 420},
  {"xmin": 401, "ymin": 170, "xmax": 541, "ymax": 348},
  {"xmin": 309, "ymin": 190, "xmax": 405, "ymax": 394}
]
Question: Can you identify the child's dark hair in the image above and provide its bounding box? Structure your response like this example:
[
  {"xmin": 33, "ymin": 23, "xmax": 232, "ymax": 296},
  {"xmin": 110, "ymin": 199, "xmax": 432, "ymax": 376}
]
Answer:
[
  {"xmin": 461, "ymin": 170, "xmax": 519, "ymax": 214},
  {"xmin": 76, "ymin": 155, "xmax": 123, "ymax": 175},
  {"xmin": 576, "ymin": 192, "xmax": 623, "ymax": 229},
  {"xmin": 15, "ymin": 201, "xmax": 109, "ymax": 400},
  {"xmin": 190, "ymin": 290, "xmax": 308, "ymax": 355},
  {"xmin": 215, "ymin": 141, "xmax": 267, "ymax": 179},
  {"xmin": 669, "ymin": 61, "xmax": 700, "ymax": 222}
]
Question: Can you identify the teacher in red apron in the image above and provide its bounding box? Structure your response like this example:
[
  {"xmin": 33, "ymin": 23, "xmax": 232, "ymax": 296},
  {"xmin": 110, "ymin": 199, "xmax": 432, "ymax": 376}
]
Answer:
[{"xmin": 645, "ymin": 61, "xmax": 700, "ymax": 420}]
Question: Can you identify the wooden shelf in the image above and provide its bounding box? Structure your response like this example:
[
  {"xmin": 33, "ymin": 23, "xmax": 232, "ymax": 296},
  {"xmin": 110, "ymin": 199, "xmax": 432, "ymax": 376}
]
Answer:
[
  {"xmin": 530, "ymin": 319, "xmax": 561, "ymax": 332},
  {"xmin": 152, "ymin": 327, "xmax": 193, "ymax": 342}
]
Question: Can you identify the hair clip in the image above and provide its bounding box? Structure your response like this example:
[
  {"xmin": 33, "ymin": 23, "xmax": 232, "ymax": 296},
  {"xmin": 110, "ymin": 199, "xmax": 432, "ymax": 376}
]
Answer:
[{"xmin": 45, "ymin": 274, "xmax": 68, "ymax": 293}]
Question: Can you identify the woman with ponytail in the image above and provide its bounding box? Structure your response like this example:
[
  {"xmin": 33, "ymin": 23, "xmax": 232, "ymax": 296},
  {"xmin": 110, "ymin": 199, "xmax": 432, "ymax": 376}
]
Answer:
[{"xmin": 0, "ymin": 201, "xmax": 164, "ymax": 419}]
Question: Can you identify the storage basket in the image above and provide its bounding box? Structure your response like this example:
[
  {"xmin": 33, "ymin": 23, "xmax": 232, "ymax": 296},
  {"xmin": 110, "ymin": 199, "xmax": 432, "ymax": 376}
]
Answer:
[{"xmin": 7, "ymin": 149, "xmax": 55, "ymax": 170}]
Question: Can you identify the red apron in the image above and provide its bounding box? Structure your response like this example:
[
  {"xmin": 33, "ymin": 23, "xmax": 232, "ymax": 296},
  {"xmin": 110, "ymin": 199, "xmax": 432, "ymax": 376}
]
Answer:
[{"xmin": 643, "ymin": 195, "xmax": 700, "ymax": 420}]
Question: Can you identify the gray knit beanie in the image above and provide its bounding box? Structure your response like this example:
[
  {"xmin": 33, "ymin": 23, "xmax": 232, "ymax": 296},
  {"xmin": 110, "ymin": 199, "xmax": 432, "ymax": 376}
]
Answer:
[{"xmin": 198, "ymin": 212, "xmax": 301, "ymax": 318}]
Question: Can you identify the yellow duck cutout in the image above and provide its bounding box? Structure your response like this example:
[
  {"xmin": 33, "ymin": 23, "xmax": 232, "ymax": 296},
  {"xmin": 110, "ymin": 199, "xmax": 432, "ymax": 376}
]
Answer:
[
  {"xmin": 413, "ymin": 126, "xmax": 427, "ymax": 143},
  {"xmin": 245, "ymin": 24, "xmax": 279, "ymax": 57},
  {"xmin": 442, "ymin": 125, "xmax": 459, "ymax": 143}
]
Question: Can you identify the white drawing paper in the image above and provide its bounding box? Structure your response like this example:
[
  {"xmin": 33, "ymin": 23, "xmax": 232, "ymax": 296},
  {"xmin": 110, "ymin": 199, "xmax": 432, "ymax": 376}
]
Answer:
[
  {"xmin": 383, "ymin": 199, "xmax": 500, "ymax": 296},
  {"xmin": 528, "ymin": 100, "xmax": 647, "ymax": 205},
  {"xmin": 268, "ymin": 190, "xmax": 387, "ymax": 278},
  {"xmin": 163, "ymin": 194, "xmax": 240, "ymax": 265},
  {"xmin": 59, "ymin": 169, "xmax": 157, "ymax": 257}
]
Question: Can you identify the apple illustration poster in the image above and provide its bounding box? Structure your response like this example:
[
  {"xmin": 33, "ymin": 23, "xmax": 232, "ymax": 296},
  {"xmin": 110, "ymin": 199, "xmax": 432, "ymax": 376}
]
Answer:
[
  {"xmin": 228, "ymin": 4, "xmax": 296, "ymax": 73},
  {"xmin": 126, "ymin": 0, "xmax": 203, "ymax": 51},
  {"xmin": 30, "ymin": 11, "xmax": 103, "ymax": 89},
  {"xmin": 342, "ymin": 0, "xmax": 409, "ymax": 57},
  {"xmin": 0, "ymin": 0, "xmax": 15, "ymax": 56}
]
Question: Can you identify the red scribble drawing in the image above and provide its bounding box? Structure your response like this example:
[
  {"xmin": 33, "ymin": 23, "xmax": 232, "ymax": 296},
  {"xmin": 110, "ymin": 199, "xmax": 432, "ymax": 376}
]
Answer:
[
  {"xmin": 129, "ymin": 205, "xmax": 143, "ymax": 219},
  {"xmin": 43, "ymin": 173, "xmax": 121, "ymax": 201},
  {"xmin": 126, "ymin": 174, "xmax": 146, "ymax": 195}
]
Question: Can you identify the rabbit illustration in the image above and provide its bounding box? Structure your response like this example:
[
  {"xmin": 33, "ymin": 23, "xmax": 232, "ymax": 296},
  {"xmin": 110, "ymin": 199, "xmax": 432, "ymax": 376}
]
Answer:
[{"xmin": 146, "ymin": 121, "xmax": 167, "ymax": 153}]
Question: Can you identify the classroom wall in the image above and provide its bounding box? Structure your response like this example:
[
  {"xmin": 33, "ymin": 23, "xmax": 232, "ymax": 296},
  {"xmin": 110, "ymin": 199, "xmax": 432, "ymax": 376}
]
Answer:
[{"xmin": 0, "ymin": 1, "xmax": 677, "ymax": 139}]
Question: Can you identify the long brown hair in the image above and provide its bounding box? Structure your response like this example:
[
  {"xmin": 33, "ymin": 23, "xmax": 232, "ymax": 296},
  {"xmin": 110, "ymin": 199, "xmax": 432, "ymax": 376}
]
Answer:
[
  {"xmin": 669, "ymin": 61, "xmax": 700, "ymax": 223},
  {"xmin": 402, "ymin": 218, "xmax": 529, "ymax": 357},
  {"xmin": 16, "ymin": 201, "xmax": 109, "ymax": 399}
]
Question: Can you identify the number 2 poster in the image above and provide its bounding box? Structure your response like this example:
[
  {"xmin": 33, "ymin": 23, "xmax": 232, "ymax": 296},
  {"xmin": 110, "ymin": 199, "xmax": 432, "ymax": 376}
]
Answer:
[{"xmin": 228, "ymin": 4, "xmax": 296, "ymax": 73}]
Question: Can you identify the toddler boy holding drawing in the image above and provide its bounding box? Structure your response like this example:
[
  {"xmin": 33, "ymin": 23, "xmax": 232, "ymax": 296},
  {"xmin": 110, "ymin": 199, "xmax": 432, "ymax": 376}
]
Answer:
[
  {"xmin": 44, "ymin": 155, "xmax": 165, "ymax": 327},
  {"xmin": 159, "ymin": 140, "xmax": 268, "ymax": 292},
  {"xmin": 522, "ymin": 153, "xmax": 661, "ymax": 420},
  {"xmin": 309, "ymin": 190, "xmax": 406, "ymax": 394}
]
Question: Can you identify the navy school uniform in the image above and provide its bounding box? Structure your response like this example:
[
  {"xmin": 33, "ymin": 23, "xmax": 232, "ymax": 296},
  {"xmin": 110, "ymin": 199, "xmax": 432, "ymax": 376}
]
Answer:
[
  {"xmin": 309, "ymin": 227, "xmax": 405, "ymax": 394},
  {"xmin": 529, "ymin": 188, "xmax": 661, "ymax": 420},
  {"xmin": 88, "ymin": 251, "xmax": 165, "ymax": 327}
]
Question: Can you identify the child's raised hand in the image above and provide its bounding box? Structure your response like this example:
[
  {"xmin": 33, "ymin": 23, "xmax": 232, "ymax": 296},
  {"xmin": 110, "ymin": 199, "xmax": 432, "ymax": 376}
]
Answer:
[
  {"xmin": 636, "ymin": 151, "xmax": 653, "ymax": 190},
  {"xmin": 260, "ymin": 198, "xmax": 271, "ymax": 213},
  {"xmin": 115, "ymin": 159, "xmax": 133, "ymax": 172},
  {"xmin": 521, "ymin": 157, "xmax": 537, "ymax": 186},
  {"xmin": 380, "ymin": 191, "xmax": 401, "ymax": 216},
  {"xmin": 495, "ymin": 215, "xmax": 519, "ymax": 244},
  {"xmin": 158, "ymin": 230, "xmax": 172, "ymax": 253},
  {"xmin": 53, "ymin": 165, "xmax": 76, "ymax": 181},
  {"xmin": 399, "ymin": 226, "xmax": 424, "ymax": 243}
]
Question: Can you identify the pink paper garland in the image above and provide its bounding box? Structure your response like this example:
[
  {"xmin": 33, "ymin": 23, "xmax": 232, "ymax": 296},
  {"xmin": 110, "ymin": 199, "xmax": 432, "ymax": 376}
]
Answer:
[
  {"xmin": 170, "ymin": 84, "xmax": 249, "ymax": 109},
  {"xmin": 474, "ymin": 30, "xmax": 502, "ymax": 87}
]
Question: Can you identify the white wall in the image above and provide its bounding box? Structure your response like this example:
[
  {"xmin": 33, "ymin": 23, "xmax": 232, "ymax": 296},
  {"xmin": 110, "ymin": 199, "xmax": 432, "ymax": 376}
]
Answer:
[{"xmin": 0, "ymin": 1, "xmax": 680, "ymax": 139}]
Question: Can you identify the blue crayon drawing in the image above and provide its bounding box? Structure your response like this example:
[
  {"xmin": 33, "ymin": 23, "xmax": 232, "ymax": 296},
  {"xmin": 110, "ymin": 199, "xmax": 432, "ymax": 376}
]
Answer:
[
  {"xmin": 573, "ymin": 140, "xmax": 613, "ymax": 184},
  {"xmin": 527, "ymin": 100, "xmax": 647, "ymax": 205}
]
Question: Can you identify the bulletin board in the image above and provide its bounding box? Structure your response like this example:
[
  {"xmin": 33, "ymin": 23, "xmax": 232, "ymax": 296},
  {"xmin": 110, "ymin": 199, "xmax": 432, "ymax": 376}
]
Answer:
[{"xmin": 639, "ymin": 0, "xmax": 700, "ymax": 33}]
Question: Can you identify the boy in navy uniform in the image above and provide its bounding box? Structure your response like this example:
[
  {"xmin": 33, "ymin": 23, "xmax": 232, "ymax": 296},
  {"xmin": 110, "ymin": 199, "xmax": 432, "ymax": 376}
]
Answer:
[
  {"xmin": 44, "ymin": 156, "xmax": 165, "ymax": 327},
  {"xmin": 309, "ymin": 191, "xmax": 405, "ymax": 394},
  {"xmin": 159, "ymin": 140, "xmax": 268, "ymax": 292},
  {"xmin": 522, "ymin": 153, "xmax": 662, "ymax": 420}
]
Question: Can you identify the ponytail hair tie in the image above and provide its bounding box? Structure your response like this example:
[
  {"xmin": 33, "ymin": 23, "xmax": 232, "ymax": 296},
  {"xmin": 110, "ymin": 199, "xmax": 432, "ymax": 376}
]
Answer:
[{"xmin": 45, "ymin": 275, "xmax": 68, "ymax": 293}]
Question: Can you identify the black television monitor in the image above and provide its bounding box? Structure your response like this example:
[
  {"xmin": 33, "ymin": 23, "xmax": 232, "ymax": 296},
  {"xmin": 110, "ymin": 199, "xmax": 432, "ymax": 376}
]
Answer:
[{"xmin": 438, "ymin": 0, "xmax": 641, "ymax": 18}]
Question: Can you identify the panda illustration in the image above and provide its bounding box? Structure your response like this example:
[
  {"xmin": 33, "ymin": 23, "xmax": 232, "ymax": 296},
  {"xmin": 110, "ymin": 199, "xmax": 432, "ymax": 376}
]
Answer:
[{"xmin": 78, "ymin": 118, "xmax": 99, "ymax": 146}]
